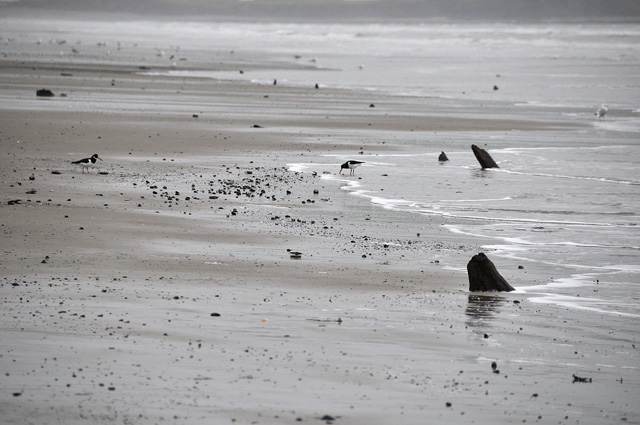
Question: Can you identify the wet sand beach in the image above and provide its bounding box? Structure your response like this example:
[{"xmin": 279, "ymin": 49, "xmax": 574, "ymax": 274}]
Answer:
[{"xmin": 1, "ymin": 16, "xmax": 639, "ymax": 425}]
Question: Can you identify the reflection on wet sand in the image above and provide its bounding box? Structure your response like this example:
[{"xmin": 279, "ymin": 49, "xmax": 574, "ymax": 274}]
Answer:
[{"xmin": 465, "ymin": 294, "xmax": 508, "ymax": 326}]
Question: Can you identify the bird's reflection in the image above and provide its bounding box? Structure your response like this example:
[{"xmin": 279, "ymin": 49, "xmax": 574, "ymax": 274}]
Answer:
[{"xmin": 465, "ymin": 294, "xmax": 507, "ymax": 327}]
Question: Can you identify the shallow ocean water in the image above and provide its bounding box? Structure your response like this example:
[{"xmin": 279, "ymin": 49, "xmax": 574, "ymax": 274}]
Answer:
[
  {"xmin": 264, "ymin": 22, "xmax": 640, "ymax": 316},
  {"xmin": 313, "ymin": 138, "xmax": 640, "ymax": 317}
]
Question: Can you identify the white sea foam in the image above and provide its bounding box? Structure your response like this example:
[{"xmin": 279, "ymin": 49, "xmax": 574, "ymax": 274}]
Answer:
[
  {"xmin": 528, "ymin": 293, "xmax": 640, "ymax": 318},
  {"xmin": 514, "ymin": 273, "xmax": 640, "ymax": 317},
  {"xmin": 499, "ymin": 168, "xmax": 639, "ymax": 185},
  {"xmin": 287, "ymin": 163, "xmax": 315, "ymax": 173}
]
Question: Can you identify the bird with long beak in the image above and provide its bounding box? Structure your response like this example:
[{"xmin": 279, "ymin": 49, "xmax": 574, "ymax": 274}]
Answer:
[
  {"xmin": 72, "ymin": 154, "xmax": 103, "ymax": 173},
  {"xmin": 339, "ymin": 160, "xmax": 364, "ymax": 176}
]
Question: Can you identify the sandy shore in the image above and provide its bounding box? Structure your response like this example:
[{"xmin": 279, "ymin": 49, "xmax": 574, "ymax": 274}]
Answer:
[{"xmin": 1, "ymin": 22, "xmax": 639, "ymax": 425}]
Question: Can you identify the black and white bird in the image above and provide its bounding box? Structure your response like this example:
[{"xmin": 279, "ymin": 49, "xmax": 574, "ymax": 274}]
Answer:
[
  {"xmin": 339, "ymin": 160, "xmax": 364, "ymax": 176},
  {"xmin": 72, "ymin": 154, "xmax": 103, "ymax": 173},
  {"xmin": 595, "ymin": 104, "xmax": 608, "ymax": 121}
]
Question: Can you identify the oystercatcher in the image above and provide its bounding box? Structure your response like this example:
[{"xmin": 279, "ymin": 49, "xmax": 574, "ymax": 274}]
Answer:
[
  {"xmin": 72, "ymin": 154, "xmax": 103, "ymax": 173},
  {"xmin": 339, "ymin": 160, "xmax": 364, "ymax": 176}
]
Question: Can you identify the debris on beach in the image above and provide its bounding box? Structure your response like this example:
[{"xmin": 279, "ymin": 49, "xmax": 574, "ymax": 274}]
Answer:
[
  {"xmin": 36, "ymin": 88, "xmax": 54, "ymax": 97},
  {"xmin": 307, "ymin": 318, "xmax": 343, "ymax": 324},
  {"xmin": 467, "ymin": 252, "xmax": 515, "ymax": 292},
  {"xmin": 572, "ymin": 374, "xmax": 592, "ymax": 383}
]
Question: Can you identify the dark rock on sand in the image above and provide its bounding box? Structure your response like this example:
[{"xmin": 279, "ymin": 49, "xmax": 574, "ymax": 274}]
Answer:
[
  {"xmin": 467, "ymin": 252, "xmax": 514, "ymax": 292},
  {"xmin": 36, "ymin": 88, "xmax": 54, "ymax": 97},
  {"xmin": 471, "ymin": 144, "xmax": 499, "ymax": 169}
]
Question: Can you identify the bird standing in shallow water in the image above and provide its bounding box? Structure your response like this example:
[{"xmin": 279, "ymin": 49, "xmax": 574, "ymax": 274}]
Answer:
[
  {"xmin": 339, "ymin": 160, "xmax": 364, "ymax": 176},
  {"xmin": 596, "ymin": 104, "xmax": 608, "ymax": 121},
  {"xmin": 72, "ymin": 154, "xmax": 102, "ymax": 173}
]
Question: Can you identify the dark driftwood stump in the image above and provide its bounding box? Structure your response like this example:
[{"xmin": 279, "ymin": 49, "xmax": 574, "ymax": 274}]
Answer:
[
  {"xmin": 467, "ymin": 253, "xmax": 514, "ymax": 292},
  {"xmin": 471, "ymin": 144, "xmax": 499, "ymax": 169},
  {"xmin": 438, "ymin": 151, "xmax": 449, "ymax": 162}
]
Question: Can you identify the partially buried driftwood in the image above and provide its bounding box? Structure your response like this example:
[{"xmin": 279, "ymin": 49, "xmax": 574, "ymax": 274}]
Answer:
[
  {"xmin": 471, "ymin": 144, "xmax": 499, "ymax": 169},
  {"xmin": 467, "ymin": 253, "xmax": 514, "ymax": 292}
]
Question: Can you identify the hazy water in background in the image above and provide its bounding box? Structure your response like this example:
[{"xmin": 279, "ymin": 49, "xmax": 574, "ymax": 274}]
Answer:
[{"xmin": 153, "ymin": 22, "xmax": 640, "ymax": 110}]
